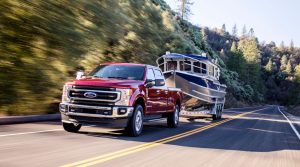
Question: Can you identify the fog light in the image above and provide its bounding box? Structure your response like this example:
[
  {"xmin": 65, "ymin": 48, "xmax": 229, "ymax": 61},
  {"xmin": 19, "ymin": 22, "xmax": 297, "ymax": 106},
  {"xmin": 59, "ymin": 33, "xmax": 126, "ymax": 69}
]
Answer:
[
  {"xmin": 59, "ymin": 104, "xmax": 68, "ymax": 112},
  {"xmin": 118, "ymin": 108, "xmax": 127, "ymax": 115}
]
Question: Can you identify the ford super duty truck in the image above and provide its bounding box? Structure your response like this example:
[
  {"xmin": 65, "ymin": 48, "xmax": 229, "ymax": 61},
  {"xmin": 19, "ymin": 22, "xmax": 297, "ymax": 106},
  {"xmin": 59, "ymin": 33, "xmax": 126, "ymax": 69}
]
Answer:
[{"xmin": 59, "ymin": 63, "xmax": 183, "ymax": 136}]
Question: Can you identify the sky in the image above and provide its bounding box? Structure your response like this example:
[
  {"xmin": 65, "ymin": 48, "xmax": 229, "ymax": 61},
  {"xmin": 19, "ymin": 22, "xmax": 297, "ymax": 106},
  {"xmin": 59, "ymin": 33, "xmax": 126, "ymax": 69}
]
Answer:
[{"xmin": 165, "ymin": 0, "xmax": 300, "ymax": 47}]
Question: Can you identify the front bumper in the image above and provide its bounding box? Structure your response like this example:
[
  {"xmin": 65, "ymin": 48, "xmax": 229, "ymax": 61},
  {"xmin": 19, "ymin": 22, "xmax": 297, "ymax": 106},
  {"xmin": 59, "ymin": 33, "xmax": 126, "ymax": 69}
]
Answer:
[{"xmin": 59, "ymin": 103, "xmax": 134, "ymax": 127}]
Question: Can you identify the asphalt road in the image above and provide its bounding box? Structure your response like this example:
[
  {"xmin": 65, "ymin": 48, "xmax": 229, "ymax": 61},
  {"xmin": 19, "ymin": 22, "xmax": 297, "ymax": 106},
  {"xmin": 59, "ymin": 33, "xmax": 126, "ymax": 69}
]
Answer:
[{"xmin": 0, "ymin": 106, "xmax": 299, "ymax": 167}]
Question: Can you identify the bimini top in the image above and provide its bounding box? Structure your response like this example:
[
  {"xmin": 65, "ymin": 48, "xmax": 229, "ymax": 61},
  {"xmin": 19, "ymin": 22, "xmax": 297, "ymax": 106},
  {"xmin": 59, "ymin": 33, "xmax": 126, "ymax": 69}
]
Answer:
[{"xmin": 162, "ymin": 52, "xmax": 209, "ymax": 61}]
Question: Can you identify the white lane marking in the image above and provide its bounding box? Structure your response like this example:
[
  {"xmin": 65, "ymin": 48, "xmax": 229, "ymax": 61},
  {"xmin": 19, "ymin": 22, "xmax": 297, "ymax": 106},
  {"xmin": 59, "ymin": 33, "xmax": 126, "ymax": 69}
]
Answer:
[
  {"xmin": 0, "ymin": 129, "xmax": 63, "ymax": 137},
  {"xmin": 277, "ymin": 106, "xmax": 300, "ymax": 141}
]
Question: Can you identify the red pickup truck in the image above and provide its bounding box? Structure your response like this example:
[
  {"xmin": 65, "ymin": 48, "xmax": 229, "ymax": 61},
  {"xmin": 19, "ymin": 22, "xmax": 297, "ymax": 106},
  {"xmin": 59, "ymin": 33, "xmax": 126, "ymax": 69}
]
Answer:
[{"xmin": 59, "ymin": 63, "xmax": 183, "ymax": 136}]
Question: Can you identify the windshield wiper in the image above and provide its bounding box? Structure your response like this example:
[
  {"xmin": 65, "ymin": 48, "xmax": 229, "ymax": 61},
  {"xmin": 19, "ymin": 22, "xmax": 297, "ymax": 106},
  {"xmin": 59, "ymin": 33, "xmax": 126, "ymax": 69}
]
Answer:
[{"xmin": 106, "ymin": 76, "xmax": 128, "ymax": 80}]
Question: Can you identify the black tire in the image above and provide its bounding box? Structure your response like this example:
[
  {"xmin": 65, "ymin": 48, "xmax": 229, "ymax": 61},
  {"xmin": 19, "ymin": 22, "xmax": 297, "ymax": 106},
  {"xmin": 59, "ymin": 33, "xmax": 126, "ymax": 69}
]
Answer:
[
  {"xmin": 212, "ymin": 105, "xmax": 222, "ymax": 120},
  {"xmin": 212, "ymin": 113, "xmax": 218, "ymax": 120},
  {"xmin": 62, "ymin": 122, "xmax": 81, "ymax": 133},
  {"xmin": 126, "ymin": 104, "xmax": 144, "ymax": 137},
  {"xmin": 167, "ymin": 104, "xmax": 180, "ymax": 128}
]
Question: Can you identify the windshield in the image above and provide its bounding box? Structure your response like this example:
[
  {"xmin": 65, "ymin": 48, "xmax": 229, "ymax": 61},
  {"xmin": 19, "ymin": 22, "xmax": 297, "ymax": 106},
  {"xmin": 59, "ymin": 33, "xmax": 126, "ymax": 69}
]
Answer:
[{"xmin": 89, "ymin": 65, "xmax": 145, "ymax": 81}]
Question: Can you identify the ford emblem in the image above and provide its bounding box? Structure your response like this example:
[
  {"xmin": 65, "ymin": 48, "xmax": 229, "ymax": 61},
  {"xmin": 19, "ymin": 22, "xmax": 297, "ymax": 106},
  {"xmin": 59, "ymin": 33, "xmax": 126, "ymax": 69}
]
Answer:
[{"xmin": 83, "ymin": 92, "xmax": 97, "ymax": 98}]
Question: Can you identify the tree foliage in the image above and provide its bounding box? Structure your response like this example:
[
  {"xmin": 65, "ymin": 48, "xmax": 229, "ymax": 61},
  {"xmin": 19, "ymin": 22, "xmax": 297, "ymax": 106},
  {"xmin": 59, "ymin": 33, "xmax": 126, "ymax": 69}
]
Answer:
[
  {"xmin": 0, "ymin": 0, "xmax": 201, "ymax": 115},
  {"xmin": 1, "ymin": 0, "xmax": 300, "ymax": 115}
]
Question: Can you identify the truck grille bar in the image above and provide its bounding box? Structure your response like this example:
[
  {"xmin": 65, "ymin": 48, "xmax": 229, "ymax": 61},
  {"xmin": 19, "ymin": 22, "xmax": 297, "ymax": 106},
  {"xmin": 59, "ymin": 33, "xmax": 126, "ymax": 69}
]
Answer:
[{"xmin": 68, "ymin": 88, "xmax": 120, "ymax": 102}]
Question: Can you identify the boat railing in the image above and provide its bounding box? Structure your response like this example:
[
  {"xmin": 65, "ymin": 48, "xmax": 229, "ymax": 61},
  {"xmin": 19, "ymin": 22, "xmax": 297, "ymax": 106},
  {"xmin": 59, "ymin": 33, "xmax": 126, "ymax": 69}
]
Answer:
[{"xmin": 157, "ymin": 59, "xmax": 218, "ymax": 79}]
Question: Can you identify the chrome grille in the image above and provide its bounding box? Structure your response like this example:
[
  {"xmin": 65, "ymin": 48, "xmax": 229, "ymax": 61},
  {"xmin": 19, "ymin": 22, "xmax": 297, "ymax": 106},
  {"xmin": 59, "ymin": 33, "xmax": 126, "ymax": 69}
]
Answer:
[{"xmin": 68, "ymin": 87, "xmax": 120, "ymax": 102}]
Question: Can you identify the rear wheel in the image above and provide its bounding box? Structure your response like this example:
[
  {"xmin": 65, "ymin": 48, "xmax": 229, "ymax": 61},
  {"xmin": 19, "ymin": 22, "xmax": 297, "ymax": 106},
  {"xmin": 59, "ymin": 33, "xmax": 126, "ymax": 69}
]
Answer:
[
  {"xmin": 212, "ymin": 113, "xmax": 218, "ymax": 120},
  {"xmin": 126, "ymin": 104, "xmax": 144, "ymax": 137},
  {"xmin": 62, "ymin": 122, "xmax": 81, "ymax": 133},
  {"xmin": 167, "ymin": 104, "xmax": 180, "ymax": 128},
  {"xmin": 212, "ymin": 105, "xmax": 222, "ymax": 120}
]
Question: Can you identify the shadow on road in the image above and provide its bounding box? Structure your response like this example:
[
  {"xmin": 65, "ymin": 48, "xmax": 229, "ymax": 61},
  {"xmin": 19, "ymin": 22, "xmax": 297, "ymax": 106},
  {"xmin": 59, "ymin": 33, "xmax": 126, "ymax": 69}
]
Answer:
[{"xmin": 76, "ymin": 106, "xmax": 300, "ymax": 152}]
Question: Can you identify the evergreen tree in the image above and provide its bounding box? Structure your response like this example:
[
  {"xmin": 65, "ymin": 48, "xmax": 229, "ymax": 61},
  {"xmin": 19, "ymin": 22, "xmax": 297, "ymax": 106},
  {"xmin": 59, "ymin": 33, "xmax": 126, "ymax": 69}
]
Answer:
[
  {"xmin": 242, "ymin": 25, "xmax": 247, "ymax": 37},
  {"xmin": 265, "ymin": 58, "xmax": 273, "ymax": 72},
  {"xmin": 248, "ymin": 28, "xmax": 254, "ymax": 37},
  {"xmin": 290, "ymin": 40, "xmax": 294, "ymax": 52},
  {"xmin": 280, "ymin": 41, "xmax": 285, "ymax": 51},
  {"xmin": 232, "ymin": 24, "xmax": 237, "ymax": 37},
  {"xmin": 295, "ymin": 65, "xmax": 300, "ymax": 81},
  {"xmin": 177, "ymin": 0, "xmax": 193, "ymax": 20},
  {"xmin": 201, "ymin": 27, "xmax": 208, "ymax": 42},
  {"xmin": 227, "ymin": 49, "xmax": 246, "ymax": 80},
  {"xmin": 238, "ymin": 36, "xmax": 261, "ymax": 90},
  {"xmin": 221, "ymin": 24, "xmax": 226, "ymax": 33},
  {"xmin": 230, "ymin": 41, "xmax": 237, "ymax": 53},
  {"xmin": 280, "ymin": 55, "xmax": 288, "ymax": 70},
  {"xmin": 285, "ymin": 60, "xmax": 293, "ymax": 75}
]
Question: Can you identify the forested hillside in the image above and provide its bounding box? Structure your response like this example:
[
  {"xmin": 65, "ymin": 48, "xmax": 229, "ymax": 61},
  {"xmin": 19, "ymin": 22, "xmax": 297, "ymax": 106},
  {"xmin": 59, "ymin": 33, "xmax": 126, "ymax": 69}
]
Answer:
[
  {"xmin": 203, "ymin": 25, "xmax": 300, "ymax": 107},
  {"xmin": 0, "ymin": 0, "xmax": 299, "ymax": 115}
]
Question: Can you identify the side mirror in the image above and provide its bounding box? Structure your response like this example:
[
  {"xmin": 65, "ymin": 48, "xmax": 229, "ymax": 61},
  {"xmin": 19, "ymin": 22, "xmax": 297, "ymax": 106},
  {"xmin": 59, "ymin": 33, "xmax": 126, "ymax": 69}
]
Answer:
[
  {"xmin": 155, "ymin": 79, "xmax": 165, "ymax": 86},
  {"xmin": 76, "ymin": 71, "xmax": 85, "ymax": 79},
  {"xmin": 145, "ymin": 79, "xmax": 155, "ymax": 88}
]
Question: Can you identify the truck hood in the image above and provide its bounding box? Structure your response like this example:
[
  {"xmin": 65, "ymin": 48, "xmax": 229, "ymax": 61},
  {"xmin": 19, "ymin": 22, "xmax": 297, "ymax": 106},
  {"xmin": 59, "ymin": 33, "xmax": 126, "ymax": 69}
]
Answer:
[{"xmin": 66, "ymin": 78, "xmax": 144, "ymax": 88}]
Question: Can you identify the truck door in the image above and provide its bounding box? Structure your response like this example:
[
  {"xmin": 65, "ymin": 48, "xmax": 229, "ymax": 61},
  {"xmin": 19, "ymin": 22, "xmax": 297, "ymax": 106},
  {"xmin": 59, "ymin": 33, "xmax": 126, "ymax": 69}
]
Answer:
[
  {"xmin": 145, "ymin": 68, "xmax": 162, "ymax": 114},
  {"xmin": 153, "ymin": 69, "xmax": 168, "ymax": 113}
]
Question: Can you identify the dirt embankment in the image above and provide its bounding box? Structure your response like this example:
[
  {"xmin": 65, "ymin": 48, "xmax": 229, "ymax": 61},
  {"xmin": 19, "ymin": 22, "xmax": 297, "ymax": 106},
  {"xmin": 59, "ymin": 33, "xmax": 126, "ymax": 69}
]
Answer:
[{"xmin": 287, "ymin": 106, "xmax": 300, "ymax": 116}]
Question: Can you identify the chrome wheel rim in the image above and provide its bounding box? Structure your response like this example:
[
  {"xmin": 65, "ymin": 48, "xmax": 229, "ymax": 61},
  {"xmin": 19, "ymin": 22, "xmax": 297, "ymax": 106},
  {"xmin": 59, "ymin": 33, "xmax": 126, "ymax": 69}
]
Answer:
[
  {"xmin": 174, "ymin": 106, "xmax": 179, "ymax": 125},
  {"xmin": 135, "ymin": 110, "xmax": 142, "ymax": 132}
]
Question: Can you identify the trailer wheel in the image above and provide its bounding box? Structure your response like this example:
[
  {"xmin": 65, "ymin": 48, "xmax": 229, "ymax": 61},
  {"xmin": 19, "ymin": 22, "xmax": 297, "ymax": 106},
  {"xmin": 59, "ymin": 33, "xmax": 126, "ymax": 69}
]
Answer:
[
  {"xmin": 212, "ymin": 113, "xmax": 218, "ymax": 120},
  {"xmin": 212, "ymin": 105, "xmax": 221, "ymax": 120},
  {"xmin": 167, "ymin": 104, "xmax": 180, "ymax": 128}
]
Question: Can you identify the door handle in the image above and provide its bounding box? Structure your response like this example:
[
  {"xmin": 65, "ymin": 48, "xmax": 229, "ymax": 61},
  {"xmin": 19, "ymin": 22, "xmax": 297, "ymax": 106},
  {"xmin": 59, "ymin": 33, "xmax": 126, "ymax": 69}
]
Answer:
[{"xmin": 156, "ymin": 90, "xmax": 161, "ymax": 93}]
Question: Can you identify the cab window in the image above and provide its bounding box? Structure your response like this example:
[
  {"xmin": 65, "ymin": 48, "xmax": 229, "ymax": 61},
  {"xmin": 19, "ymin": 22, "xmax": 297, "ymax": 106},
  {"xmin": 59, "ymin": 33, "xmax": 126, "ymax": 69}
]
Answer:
[
  {"xmin": 184, "ymin": 61, "xmax": 191, "ymax": 71},
  {"xmin": 154, "ymin": 69, "xmax": 165, "ymax": 86},
  {"xmin": 154, "ymin": 69, "xmax": 164, "ymax": 79},
  {"xmin": 146, "ymin": 68, "xmax": 155, "ymax": 81},
  {"xmin": 167, "ymin": 61, "xmax": 177, "ymax": 71},
  {"xmin": 202, "ymin": 63, "xmax": 207, "ymax": 74},
  {"xmin": 193, "ymin": 62, "xmax": 201, "ymax": 73}
]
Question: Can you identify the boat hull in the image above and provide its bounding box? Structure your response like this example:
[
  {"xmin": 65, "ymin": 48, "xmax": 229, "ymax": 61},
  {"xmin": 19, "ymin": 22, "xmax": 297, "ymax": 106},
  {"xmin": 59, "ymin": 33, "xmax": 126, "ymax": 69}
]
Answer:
[{"xmin": 164, "ymin": 71, "xmax": 226, "ymax": 110}]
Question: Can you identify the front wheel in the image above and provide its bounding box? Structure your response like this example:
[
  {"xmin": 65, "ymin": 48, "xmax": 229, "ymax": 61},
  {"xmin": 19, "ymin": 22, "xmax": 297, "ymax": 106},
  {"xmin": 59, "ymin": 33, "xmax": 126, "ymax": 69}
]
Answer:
[
  {"xmin": 126, "ymin": 104, "xmax": 144, "ymax": 137},
  {"xmin": 62, "ymin": 122, "xmax": 81, "ymax": 133},
  {"xmin": 167, "ymin": 104, "xmax": 180, "ymax": 128}
]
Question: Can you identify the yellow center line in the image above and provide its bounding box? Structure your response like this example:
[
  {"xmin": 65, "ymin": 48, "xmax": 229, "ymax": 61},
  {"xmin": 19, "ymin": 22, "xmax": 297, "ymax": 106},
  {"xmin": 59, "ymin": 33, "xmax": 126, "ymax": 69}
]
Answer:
[{"xmin": 61, "ymin": 107, "xmax": 268, "ymax": 167}]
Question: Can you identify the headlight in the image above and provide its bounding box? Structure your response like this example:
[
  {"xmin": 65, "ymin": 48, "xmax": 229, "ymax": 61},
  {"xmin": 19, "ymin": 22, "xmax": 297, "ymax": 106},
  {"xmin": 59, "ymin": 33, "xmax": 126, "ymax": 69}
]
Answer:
[
  {"xmin": 115, "ymin": 88, "xmax": 133, "ymax": 106},
  {"xmin": 62, "ymin": 85, "xmax": 72, "ymax": 102}
]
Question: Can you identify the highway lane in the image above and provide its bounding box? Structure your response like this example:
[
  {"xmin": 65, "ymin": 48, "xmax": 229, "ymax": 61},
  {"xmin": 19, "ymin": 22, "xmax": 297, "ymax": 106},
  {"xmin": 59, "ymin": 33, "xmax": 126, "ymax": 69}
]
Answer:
[{"xmin": 0, "ymin": 106, "xmax": 299, "ymax": 167}]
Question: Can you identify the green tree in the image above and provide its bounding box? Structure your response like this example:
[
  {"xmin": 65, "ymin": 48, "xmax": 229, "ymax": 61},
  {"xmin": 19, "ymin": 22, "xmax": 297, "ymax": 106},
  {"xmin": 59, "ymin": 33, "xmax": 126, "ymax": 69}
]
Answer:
[
  {"xmin": 280, "ymin": 55, "xmax": 288, "ymax": 70},
  {"xmin": 242, "ymin": 25, "xmax": 247, "ymax": 37},
  {"xmin": 290, "ymin": 40, "xmax": 294, "ymax": 52},
  {"xmin": 238, "ymin": 36, "xmax": 261, "ymax": 93},
  {"xmin": 265, "ymin": 58, "xmax": 273, "ymax": 72},
  {"xmin": 288, "ymin": 64, "xmax": 300, "ymax": 105},
  {"xmin": 248, "ymin": 28, "xmax": 255, "ymax": 37},
  {"xmin": 295, "ymin": 65, "xmax": 300, "ymax": 81},
  {"xmin": 221, "ymin": 24, "xmax": 226, "ymax": 35},
  {"xmin": 285, "ymin": 60, "xmax": 293, "ymax": 75},
  {"xmin": 280, "ymin": 41, "xmax": 285, "ymax": 51},
  {"xmin": 177, "ymin": 0, "xmax": 193, "ymax": 20},
  {"xmin": 232, "ymin": 24, "xmax": 237, "ymax": 37},
  {"xmin": 230, "ymin": 41, "xmax": 237, "ymax": 53}
]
